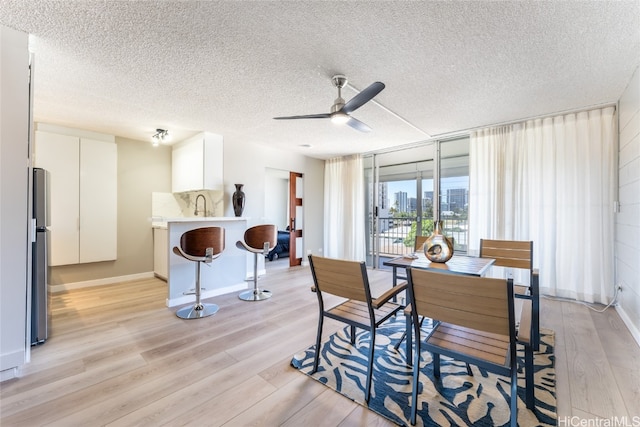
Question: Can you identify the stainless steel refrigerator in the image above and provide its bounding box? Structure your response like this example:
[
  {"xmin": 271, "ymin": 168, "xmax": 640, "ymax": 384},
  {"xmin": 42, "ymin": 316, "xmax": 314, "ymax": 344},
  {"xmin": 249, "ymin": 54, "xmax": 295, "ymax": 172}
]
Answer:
[{"xmin": 31, "ymin": 167, "xmax": 49, "ymax": 345}]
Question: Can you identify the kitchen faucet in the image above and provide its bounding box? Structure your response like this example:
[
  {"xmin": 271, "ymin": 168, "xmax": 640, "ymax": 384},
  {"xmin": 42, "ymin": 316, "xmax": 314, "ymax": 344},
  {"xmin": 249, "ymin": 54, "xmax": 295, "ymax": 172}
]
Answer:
[{"xmin": 194, "ymin": 194, "xmax": 207, "ymax": 216}]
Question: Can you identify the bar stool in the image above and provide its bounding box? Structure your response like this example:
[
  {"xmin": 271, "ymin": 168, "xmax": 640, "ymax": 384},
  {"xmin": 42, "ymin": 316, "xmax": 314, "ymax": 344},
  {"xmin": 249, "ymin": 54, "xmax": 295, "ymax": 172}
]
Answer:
[
  {"xmin": 173, "ymin": 226, "xmax": 225, "ymax": 319},
  {"xmin": 236, "ymin": 224, "xmax": 277, "ymax": 301}
]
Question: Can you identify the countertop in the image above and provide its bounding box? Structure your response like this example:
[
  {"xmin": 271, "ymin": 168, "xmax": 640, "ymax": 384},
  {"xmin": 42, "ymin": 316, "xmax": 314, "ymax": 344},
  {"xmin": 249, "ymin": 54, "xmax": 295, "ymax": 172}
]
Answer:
[{"xmin": 152, "ymin": 216, "xmax": 246, "ymax": 229}]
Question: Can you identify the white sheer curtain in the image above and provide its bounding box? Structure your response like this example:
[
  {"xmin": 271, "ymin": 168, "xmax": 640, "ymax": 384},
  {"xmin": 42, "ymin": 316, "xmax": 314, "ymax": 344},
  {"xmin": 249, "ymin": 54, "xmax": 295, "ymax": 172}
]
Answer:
[
  {"xmin": 469, "ymin": 106, "xmax": 617, "ymax": 303},
  {"xmin": 324, "ymin": 154, "xmax": 366, "ymax": 261}
]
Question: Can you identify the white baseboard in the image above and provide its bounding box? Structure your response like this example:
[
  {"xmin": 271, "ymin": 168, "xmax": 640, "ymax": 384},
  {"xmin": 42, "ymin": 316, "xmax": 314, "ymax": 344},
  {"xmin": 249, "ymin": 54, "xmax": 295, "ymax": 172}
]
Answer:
[
  {"xmin": 615, "ymin": 305, "xmax": 640, "ymax": 348},
  {"xmin": 244, "ymin": 269, "xmax": 266, "ymax": 280},
  {"xmin": 0, "ymin": 367, "xmax": 20, "ymax": 382},
  {"xmin": 166, "ymin": 282, "xmax": 248, "ymax": 307},
  {"xmin": 49, "ymin": 272, "xmax": 156, "ymax": 293},
  {"xmin": 0, "ymin": 350, "xmax": 25, "ymax": 382}
]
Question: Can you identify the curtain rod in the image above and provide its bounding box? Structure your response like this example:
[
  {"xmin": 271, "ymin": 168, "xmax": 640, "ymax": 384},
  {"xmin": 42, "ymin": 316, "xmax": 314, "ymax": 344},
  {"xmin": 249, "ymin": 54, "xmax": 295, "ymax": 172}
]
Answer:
[{"xmin": 430, "ymin": 101, "xmax": 617, "ymax": 139}]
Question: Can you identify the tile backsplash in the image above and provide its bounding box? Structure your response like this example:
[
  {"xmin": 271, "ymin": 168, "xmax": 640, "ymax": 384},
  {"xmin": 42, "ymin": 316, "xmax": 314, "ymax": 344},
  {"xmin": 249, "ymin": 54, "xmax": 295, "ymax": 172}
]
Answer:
[{"xmin": 152, "ymin": 190, "xmax": 224, "ymax": 220}]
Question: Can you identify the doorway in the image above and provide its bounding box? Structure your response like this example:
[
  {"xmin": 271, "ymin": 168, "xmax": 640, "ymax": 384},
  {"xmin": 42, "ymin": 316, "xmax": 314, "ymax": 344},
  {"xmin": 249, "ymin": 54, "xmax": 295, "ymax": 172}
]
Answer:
[{"xmin": 264, "ymin": 168, "xmax": 303, "ymax": 268}]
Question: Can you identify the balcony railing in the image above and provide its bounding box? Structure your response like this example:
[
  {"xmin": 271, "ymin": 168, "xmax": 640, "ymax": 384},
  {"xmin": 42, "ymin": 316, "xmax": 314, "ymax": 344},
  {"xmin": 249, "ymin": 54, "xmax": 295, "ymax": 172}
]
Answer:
[{"xmin": 373, "ymin": 216, "xmax": 468, "ymax": 257}]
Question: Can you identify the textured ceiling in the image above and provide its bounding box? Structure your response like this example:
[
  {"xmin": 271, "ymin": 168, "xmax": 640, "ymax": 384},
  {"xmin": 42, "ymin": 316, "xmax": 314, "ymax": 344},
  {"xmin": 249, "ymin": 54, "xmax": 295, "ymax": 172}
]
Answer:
[{"xmin": 1, "ymin": 1, "xmax": 639, "ymax": 159}]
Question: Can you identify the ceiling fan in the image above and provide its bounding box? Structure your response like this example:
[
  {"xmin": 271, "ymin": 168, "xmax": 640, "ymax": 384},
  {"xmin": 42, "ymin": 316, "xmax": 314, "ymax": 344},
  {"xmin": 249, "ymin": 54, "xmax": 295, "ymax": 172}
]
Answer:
[{"xmin": 273, "ymin": 75, "xmax": 385, "ymax": 132}]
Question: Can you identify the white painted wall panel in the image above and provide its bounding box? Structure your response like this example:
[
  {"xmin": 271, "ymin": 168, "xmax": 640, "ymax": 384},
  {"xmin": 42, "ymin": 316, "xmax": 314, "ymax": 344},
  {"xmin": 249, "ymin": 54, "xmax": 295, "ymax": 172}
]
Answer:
[
  {"xmin": 616, "ymin": 65, "xmax": 640, "ymax": 346},
  {"xmin": 0, "ymin": 25, "xmax": 29, "ymax": 379}
]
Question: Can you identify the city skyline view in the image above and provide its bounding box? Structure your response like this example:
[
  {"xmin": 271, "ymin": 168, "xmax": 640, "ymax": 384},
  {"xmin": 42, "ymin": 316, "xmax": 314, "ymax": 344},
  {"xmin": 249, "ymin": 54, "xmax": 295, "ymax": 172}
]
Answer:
[{"xmin": 386, "ymin": 176, "xmax": 469, "ymax": 211}]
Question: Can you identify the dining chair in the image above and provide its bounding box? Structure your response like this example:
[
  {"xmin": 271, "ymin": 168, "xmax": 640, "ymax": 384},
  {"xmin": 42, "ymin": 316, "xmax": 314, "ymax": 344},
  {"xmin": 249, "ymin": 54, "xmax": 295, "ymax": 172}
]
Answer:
[
  {"xmin": 172, "ymin": 226, "xmax": 225, "ymax": 319},
  {"xmin": 307, "ymin": 254, "xmax": 407, "ymax": 404},
  {"xmin": 414, "ymin": 235, "xmax": 429, "ymax": 252},
  {"xmin": 392, "ymin": 233, "xmax": 458, "ymax": 364},
  {"xmin": 391, "ymin": 234, "xmax": 430, "ymax": 290},
  {"xmin": 479, "ymin": 239, "xmax": 540, "ymax": 351},
  {"xmin": 406, "ymin": 268, "xmax": 526, "ymax": 426}
]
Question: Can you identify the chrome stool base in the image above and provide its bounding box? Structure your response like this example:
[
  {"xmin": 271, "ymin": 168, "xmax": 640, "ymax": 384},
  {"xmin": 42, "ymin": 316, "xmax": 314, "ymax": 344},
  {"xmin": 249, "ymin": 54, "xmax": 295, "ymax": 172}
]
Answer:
[
  {"xmin": 238, "ymin": 289, "xmax": 272, "ymax": 301},
  {"xmin": 176, "ymin": 302, "xmax": 219, "ymax": 319}
]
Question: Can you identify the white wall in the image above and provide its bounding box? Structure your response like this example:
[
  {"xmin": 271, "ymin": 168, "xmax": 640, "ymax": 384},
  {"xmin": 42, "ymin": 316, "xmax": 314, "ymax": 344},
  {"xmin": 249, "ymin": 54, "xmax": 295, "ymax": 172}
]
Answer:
[
  {"xmin": 616, "ymin": 66, "xmax": 640, "ymax": 345},
  {"xmin": 264, "ymin": 168, "xmax": 290, "ymax": 230},
  {"xmin": 0, "ymin": 25, "xmax": 30, "ymax": 380},
  {"xmin": 223, "ymin": 139, "xmax": 324, "ymax": 258}
]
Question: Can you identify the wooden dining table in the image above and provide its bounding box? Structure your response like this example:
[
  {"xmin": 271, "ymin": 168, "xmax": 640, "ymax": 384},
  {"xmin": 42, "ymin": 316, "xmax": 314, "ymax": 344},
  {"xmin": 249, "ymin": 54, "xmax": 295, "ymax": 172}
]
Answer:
[
  {"xmin": 383, "ymin": 253, "xmax": 496, "ymax": 364},
  {"xmin": 383, "ymin": 253, "xmax": 496, "ymax": 287}
]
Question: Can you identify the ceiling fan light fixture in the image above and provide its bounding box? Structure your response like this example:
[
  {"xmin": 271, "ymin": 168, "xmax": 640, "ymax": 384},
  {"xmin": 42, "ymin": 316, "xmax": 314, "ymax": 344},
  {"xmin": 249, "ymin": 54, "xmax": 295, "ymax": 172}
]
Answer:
[
  {"xmin": 330, "ymin": 112, "xmax": 350, "ymax": 125},
  {"xmin": 273, "ymin": 76, "xmax": 384, "ymax": 132}
]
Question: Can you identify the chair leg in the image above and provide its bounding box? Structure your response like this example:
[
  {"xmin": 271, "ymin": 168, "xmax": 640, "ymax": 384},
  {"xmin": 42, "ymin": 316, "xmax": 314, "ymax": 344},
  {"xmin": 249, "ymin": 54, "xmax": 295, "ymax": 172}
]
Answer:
[
  {"xmin": 524, "ymin": 343, "xmax": 535, "ymax": 409},
  {"xmin": 365, "ymin": 328, "xmax": 375, "ymax": 404},
  {"xmin": 433, "ymin": 353, "xmax": 441, "ymax": 378},
  {"xmin": 239, "ymin": 252, "xmax": 272, "ymax": 301},
  {"xmin": 410, "ymin": 337, "xmax": 420, "ymax": 425},
  {"xmin": 532, "ymin": 303, "xmax": 540, "ymax": 352},
  {"xmin": 510, "ymin": 368, "xmax": 518, "ymax": 427},
  {"xmin": 350, "ymin": 325, "xmax": 356, "ymax": 345},
  {"xmin": 176, "ymin": 261, "xmax": 219, "ymax": 319},
  {"xmin": 312, "ymin": 314, "xmax": 324, "ymax": 374},
  {"xmin": 406, "ymin": 313, "xmax": 413, "ymax": 366},
  {"xmin": 394, "ymin": 315, "xmax": 420, "ymax": 365}
]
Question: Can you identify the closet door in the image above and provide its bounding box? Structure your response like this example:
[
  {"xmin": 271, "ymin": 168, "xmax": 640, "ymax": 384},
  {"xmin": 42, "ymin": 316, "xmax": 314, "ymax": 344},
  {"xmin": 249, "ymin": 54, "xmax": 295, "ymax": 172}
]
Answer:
[
  {"xmin": 80, "ymin": 138, "xmax": 117, "ymax": 263},
  {"xmin": 34, "ymin": 131, "xmax": 80, "ymax": 266}
]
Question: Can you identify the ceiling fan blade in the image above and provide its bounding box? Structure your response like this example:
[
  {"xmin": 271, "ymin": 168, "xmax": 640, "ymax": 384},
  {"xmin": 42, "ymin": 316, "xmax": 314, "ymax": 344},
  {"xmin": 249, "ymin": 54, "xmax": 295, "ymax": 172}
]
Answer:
[
  {"xmin": 273, "ymin": 113, "xmax": 331, "ymax": 120},
  {"xmin": 342, "ymin": 81, "xmax": 385, "ymax": 114},
  {"xmin": 345, "ymin": 116, "xmax": 372, "ymax": 133}
]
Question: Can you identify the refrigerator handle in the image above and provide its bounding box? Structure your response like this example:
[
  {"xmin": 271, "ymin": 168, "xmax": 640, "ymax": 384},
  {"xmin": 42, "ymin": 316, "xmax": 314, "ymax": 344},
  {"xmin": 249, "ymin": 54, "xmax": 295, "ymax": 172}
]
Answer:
[{"xmin": 31, "ymin": 218, "xmax": 37, "ymax": 243}]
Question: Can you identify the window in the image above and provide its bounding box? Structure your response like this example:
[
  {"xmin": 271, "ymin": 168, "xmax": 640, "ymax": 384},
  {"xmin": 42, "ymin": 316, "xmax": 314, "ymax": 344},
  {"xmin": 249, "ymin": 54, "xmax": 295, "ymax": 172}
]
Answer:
[{"xmin": 364, "ymin": 137, "xmax": 469, "ymax": 268}]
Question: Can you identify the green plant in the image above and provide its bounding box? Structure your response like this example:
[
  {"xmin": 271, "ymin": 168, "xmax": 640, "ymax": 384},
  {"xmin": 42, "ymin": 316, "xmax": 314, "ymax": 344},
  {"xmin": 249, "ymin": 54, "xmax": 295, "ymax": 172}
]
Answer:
[{"xmin": 403, "ymin": 219, "xmax": 435, "ymax": 248}]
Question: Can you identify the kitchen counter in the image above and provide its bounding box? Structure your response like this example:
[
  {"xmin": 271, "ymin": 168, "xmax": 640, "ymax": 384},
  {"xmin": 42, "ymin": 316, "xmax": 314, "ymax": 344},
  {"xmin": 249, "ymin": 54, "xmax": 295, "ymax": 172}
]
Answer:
[
  {"xmin": 152, "ymin": 216, "xmax": 245, "ymax": 229},
  {"xmin": 161, "ymin": 217, "xmax": 252, "ymax": 307}
]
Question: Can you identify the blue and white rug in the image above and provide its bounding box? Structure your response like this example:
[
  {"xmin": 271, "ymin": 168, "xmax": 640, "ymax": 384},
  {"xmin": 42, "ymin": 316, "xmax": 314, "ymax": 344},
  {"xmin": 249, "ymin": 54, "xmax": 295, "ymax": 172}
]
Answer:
[{"xmin": 291, "ymin": 317, "xmax": 556, "ymax": 426}]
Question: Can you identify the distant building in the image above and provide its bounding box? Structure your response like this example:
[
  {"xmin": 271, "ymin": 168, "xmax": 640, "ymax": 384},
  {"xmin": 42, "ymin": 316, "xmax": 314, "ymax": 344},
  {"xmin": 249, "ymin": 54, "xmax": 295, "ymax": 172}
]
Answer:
[
  {"xmin": 368, "ymin": 182, "xmax": 391, "ymax": 232},
  {"xmin": 447, "ymin": 188, "xmax": 467, "ymax": 211},
  {"xmin": 394, "ymin": 191, "xmax": 408, "ymax": 212},
  {"xmin": 408, "ymin": 197, "xmax": 417, "ymax": 212},
  {"xmin": 424, "ymin": 191, "xmax": 433, "ymax": 202},
  {"xmin": 379, "ymin": 183, "xmax": 388, "ymax": 209}
]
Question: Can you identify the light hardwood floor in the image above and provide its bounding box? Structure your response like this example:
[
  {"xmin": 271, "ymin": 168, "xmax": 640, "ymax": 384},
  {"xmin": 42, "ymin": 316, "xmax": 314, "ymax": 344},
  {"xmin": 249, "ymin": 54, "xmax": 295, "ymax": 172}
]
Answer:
[{"xmin": 1, "ymin": 265, "xmax": 638, "ymax": 426}]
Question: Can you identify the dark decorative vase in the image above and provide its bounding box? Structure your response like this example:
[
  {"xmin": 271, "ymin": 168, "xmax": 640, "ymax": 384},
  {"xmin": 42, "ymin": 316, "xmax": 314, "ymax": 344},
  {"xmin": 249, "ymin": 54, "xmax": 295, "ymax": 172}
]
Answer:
[
  {"xmin": 232, "ymin": 184, "xmax": 245, "ymax": 217},
  {"xmin": 423, "ymin": 220, "xmax": 454, "ymax": 263}
]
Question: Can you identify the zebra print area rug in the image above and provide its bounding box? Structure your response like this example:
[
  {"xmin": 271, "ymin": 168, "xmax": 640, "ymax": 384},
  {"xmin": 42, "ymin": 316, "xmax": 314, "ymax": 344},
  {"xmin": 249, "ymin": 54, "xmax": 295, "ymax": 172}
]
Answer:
[{"xmin": 291, "ymin": 317, "xmax": 556, "ymax": 426}]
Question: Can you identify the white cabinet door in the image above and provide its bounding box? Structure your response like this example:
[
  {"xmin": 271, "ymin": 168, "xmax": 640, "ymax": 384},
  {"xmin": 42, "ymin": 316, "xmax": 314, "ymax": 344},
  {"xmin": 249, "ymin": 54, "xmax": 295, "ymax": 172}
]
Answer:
[
  {"xmin": 34, "ymin": 131, "xmax": 80, "ymax": 266},
  {"xmin": 172, "ymin": 139, "xmax": 203, "ymax": 192},
  {"xmin": 172, "ymin": 132, "xmax": 223, "ymax": 192},
  {"xmin": 153, "ymin": 228, "xmax": 168, "ymax": 279},
  {"xmin": 35, "ymin": 129, "xmax": 117, "ymax": 266},
  {"xmin": 80, "ymin": 138, "xmax": 117, "ymax": 263}
]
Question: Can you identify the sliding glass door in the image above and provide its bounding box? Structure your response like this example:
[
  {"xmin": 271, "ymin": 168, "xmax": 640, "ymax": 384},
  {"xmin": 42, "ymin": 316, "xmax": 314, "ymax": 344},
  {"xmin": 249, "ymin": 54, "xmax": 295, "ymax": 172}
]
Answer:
[
  {"xmin": 439, "ymin": 138, "xmax": 470, "ymax": 252},
  {"xmin": 365, "ymin": 137, "xmax": 469, "ymax": 268}
]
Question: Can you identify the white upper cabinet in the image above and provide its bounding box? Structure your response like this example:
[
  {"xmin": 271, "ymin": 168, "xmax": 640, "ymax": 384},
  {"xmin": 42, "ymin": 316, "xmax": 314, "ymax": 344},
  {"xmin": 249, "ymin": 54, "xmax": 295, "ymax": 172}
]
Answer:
[
  {"xmin": 34, "ymin": 125, "xmax": 117, "ymax": 266},
  {"xmin": 172, "ymin": 132, "xmax": 223, "ymax": 193}
]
